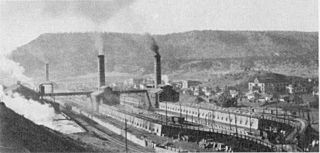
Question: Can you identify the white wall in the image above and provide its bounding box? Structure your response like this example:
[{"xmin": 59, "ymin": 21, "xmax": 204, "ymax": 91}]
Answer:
[{"xmin": 159, "ymin": 102, "xmax": 259, "ymax": 130}]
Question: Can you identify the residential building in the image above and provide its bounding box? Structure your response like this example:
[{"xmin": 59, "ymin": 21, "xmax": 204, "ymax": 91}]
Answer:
[{"xmin": 182, "ymin": 80, "xmax": 202, "ymax": 89}]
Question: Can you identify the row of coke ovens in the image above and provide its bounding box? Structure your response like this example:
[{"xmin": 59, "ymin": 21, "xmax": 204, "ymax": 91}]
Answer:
[
  {"xmin": 158, "ymin": 102, "xmax": 259, "ymax": 130},
  {"xmin": 97, "ymin": 102, "xmax": 260, "ymax": 137},
  {"xmin": 96, "ymin": 100, "xmax": 299, "ymax": 140},
  {"xmin": 99, "ymin": 104, "xmax": 164, "ymax": 136}
]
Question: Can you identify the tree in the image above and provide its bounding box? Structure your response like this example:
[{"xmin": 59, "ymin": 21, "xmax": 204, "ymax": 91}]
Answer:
[
  {"xmin": 290, "ymin": 94, "xmax": 303, "ymax": 104},
  {"xmin": 218, "ymin": 90, "xmax": 237, "ymax": 107},
  {"xmin": 272, "ymin": 92, "xmax": 280, "ymax": 102},
  {"xmin": 254, "ymin": 92, "xmax": 262, "ymax": 99},
  {"xmin": 195, "ymin": 96, "xmax": 204, "ymax": 103},
  {"xmin": 215, "ymin": 86, "xmax": 221, "ymax": 93}
]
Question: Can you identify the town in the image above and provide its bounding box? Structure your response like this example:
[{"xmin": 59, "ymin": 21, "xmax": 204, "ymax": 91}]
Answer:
[{"xmin": 9, "ymin": 37, "xmax": 315, "ymax": 152}]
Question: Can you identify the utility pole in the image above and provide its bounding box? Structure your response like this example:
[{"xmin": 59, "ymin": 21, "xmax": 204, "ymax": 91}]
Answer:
[
  {"xmin": 234, "ymin": 112, "xmax": 238, "ymax": 136},
  {"xmin": 125, "ymin": 117, "xmax": 128, "ymax": 153},
  {"xmin": 211, "ymin": 108, "xmax": 215, "ymax": 130},
  {"xmin": 228, "ymin": 111, "xmax": 232, "ymax": 131},
  {"xmin": 249, "ymin": 107, "xmax": 252, "ymax": 133},
  {"xmin": 206, "ymin": 112, "xmax": 208, "ymax": 125},
  {"xmin": 180, "ymin": 102, "xmax": 182, "ymax": 118},
  {"xmin": 180, "ymin": 102, "xmax": 183, "ymax": 127},
  {"xmin": 166, "ymin": 101, "xmax": 168, "ymax": 125},
  {"xmin": 197, "ymin": 107, "xmax": 200, "ymax": 143},
  {"xmin": 284, "ymin": 110, "xmax": 287, "ymax": 124},
  {"xmin": 307, "ymin": 108, "xmax": 311, "ymax": 125}
]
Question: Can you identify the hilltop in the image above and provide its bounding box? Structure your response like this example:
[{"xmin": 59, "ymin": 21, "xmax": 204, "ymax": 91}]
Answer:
[{"xmin": 10, "ymin": 30, "xmax": 318, "ymax": 82}]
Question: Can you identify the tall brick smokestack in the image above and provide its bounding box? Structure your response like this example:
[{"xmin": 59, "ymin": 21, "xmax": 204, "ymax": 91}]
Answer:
[
  {"xmin": 98, "ymin": 53, "xmax": 106, "ymax": 87},
  {"xmin": 94, "ymin": 32, "xmax": 105, "ymax": 87},
  {"xmin": 45, "ymin": 63, "xmax": 49, "ymax": 81},
  {"xmin": 154, "ymin": 54, "xmax": 161, "ymax": 88},
  {"xmin": 149, "ymin": 36, "xmax": 161, "ymax": 88}
]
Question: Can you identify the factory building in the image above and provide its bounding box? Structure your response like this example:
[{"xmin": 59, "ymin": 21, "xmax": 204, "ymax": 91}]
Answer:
[
  {"xmin": 119, "ymin": 85, "xmax": 179, "ymax": 109},
  {"xmin": 91, "ymin": 86, "xmax": 119, "ymax": 112},
  {"xmin": 120, "ymin": 91, "xmax": 149, "ymax": 109},
  {"xmin": 158, "ymin": 85, "xmax": 179, "ymax": 102}
]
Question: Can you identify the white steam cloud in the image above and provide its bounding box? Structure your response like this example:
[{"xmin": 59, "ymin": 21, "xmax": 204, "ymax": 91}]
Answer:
[
  {"xmin": 0, "ymin": 53, "xmax": 33, "ymax": 86},
  {"xmin": 0, "ymin": 85, "xmax": 84, "ymax": 134}
]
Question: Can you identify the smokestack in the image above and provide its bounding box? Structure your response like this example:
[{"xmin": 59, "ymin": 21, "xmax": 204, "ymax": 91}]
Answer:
[
  {"xmin": 154, "ymin": 54, "xmax": 161, "ymax": 88},
  {"xmin": 98, "ymin": 53, "xmax": 106, "ymax": 87},
  {"xmin": 45, "ymin": 63, "xmax": 49, "ymax": 81},
  {"xmin": 149, "ymin": 36, "xmax": 161, "ymax": 88},
  {"xmin": 146, "ymin": 33, "xmax": 161, "ymax": 88}
]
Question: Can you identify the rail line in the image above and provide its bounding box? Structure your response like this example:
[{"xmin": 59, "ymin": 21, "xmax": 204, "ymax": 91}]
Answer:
[{"xmin": 64, "ymin": 110, "xmax": 153, "ymax": 153}]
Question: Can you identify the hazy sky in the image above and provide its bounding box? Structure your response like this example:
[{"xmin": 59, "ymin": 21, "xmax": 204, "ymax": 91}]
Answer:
[{"xmin": 0, "ymin": 0, "xmax": 318, "ymax": 53}]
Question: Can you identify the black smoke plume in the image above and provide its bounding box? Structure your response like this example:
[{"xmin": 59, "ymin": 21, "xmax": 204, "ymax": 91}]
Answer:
[{"xmin": 145, "ymin": 33, "xmax": 159, "ymax": 55}]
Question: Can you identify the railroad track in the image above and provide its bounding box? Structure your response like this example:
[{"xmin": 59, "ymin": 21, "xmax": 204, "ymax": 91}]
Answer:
[{"xmin": 64, "ymin": 110, "xmax": 153, "ymax": 153}]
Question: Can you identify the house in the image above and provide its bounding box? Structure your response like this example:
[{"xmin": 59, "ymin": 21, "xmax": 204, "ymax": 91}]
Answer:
[
  {"xmin": 286, "ymin": 84, "xmax": 308, "ymax": 95},
  {"xmin": 182, "ymin": 80, "xmax": 202, "ymax": 89},
  {"xmin": 312, "ymin": 86, "xmax": 318, "ymax": 96},
  {"xmin": 193, "ymin": 86, "xmax": 203, "ymax": 96},
  {"xmin": 139, "ymin": 84, "xmax": 146, "ymax": 89},
  {"xmin": 181, "ymin": 88, "xmax": 193, "ymax": 95},
  {"xmin": 202, "ymin": 86, "xmax": 213, "ymax": 97},
  {"xmin": 171, "ymin": 81, "xmax": 183, "ymax": 89},
  {"xmin": 286, "ymin": 85, "xmax": 294, "ymax": 94},
  {"xmin": 124, "ymin": 78, "xmax": 144, "ymax": 86},
  {"xmin": 229, "ymin": 90, "xmax": 239, "ymax": 98},
  {"xmin": 226, "ymin": 86, "xmax": 239, "ymax": 98},
  {"xmin": 143, "ymin": 78, "xmax": 155, "ymax": 88}
]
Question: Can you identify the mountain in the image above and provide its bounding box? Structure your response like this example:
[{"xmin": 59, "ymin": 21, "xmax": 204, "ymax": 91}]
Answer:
[{"xmin": 10, "ymin": 30, "xmax": 318, "ymax": 82}]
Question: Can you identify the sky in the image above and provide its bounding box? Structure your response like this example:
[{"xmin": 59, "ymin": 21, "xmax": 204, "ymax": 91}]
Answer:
[{"xmin": 0, "ymin": 0, "xmax": 318, "ymax": 54}]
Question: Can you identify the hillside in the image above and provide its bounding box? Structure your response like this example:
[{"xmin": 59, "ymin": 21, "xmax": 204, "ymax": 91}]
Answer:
[
  {"xmin": 0, "ymin": 103, "xmax": 91, "ymax": 152},
  {"xmin": 10, "ymin": 30, "xmax": 318, "ymax": 82}
]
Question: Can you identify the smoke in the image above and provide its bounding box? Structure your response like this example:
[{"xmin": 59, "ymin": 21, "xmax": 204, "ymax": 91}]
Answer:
[
  {"xmin": 145, "ymin": 33, "xmax": 159, "ymax": 55},
  {"xmin": 42, "ymin": 0, "xmax": 135, "ymax": 25},
  {"xmin": 42, "ymin": 0, "xmax": 135, "ymax": 55},
  {"xmin": 0, "ymin": 85, "xmax": 84, "ymax": 134},
  {"xmin": 0, "ymin": 53, "xmax": 33, "ymax": 87},
  {"xmin": 92, "ymin": 32, "xmax": 104, "ymax": 55}
]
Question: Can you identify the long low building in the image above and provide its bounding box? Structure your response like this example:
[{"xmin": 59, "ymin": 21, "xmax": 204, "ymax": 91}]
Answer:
[
  {"xmin": 99, "ymin": 104, "xmax": 164, "ymax": 136},
  {"xmin": 159, "ymin": 102, "xmax": 259, "ymax": 130}
]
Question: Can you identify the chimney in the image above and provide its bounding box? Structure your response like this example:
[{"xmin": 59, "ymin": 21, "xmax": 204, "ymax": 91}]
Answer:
[
  {"xmin": 45, "ymin": 63, "xmax": 49, "ymax": 81},
  {"xmin": 98, "ymin": 53, "xmax": 106, "ymax": 87},
  {"xmin": 154, "ymin": 54, "xmax": 161, "ymax": 88},
  {"xmin": 147, "ymin": 34, "xmax": 161, "ymax": 88}
]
